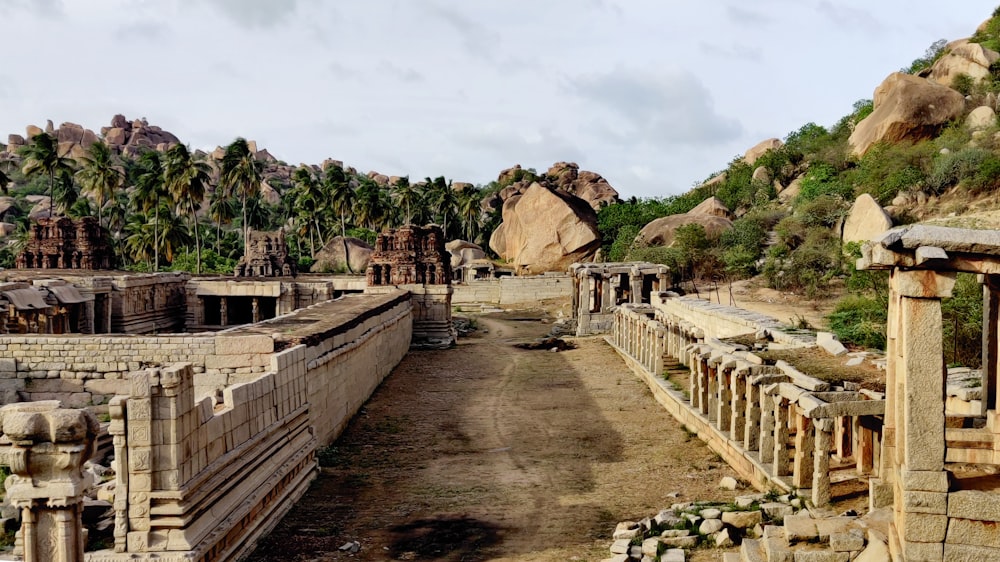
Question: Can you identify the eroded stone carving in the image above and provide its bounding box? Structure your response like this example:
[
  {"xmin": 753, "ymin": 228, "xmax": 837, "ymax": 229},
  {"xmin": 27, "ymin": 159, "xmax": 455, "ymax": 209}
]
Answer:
[
  {"xmin": 366, "ymin": 225, "xmax": 452, "ymax": 287},
  {"xmin": 16, "ymin": 217, "xmax": 113, "ymax": 270},
  {"xmin": 234, "ymin": 229, "xmax": 296, "ymax": 278}
]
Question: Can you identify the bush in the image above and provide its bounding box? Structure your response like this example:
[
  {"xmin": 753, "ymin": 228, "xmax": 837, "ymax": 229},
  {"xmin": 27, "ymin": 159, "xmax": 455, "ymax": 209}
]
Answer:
[
  {"xmin": 797, "ymin": 195, "xmax": 849, "ymax": 228},
  {"xmin": 942, "ymin": 273, "xmax": 984, "ymax": 368},
  {"xmin": 797, "ymin": 163, "xmax": 853, "ymax": 202},
  {"xmin": 607, "ymin": 224, "xmax": 640, "ymax": 262},
  {"xmin": 827, "ymin": 296, "xmax": 887, "ymax": 349},
  {"xmin": 903, "ymin": 39, "xmax": 948, "ymax": 75},
  {"xmin": 763, "ymin": 227, "xmax": 841, "ymax": 296},
  {"xmin": 928, "ymin": 147, "xmax": 993, "ymax": 193},
  {"xmin": 850, "ymin": 141, "xmax": 934, "ymax": 204}
]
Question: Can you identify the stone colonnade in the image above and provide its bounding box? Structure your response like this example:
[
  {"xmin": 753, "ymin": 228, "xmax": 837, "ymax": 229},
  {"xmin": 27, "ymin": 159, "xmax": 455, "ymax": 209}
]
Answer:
[{"xmin": 610, "ymin": 303, "xmax": 885, "ymax": 507}]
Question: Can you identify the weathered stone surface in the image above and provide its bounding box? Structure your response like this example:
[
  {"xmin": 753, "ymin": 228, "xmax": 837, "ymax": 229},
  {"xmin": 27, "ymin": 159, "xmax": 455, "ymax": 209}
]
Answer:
[
  {"xmin": 613, "ymin": 521, "xmax": 640, "ymax": 540},
  {"xmin": 609, "ymin": 538, "xmax": 630, "ymax": 554},
  {"xmin": 719, "ymin": 476, "xmax": 739, "ymax": 490},
  {"xmin": 849, "ymin": 73, "xmax": 966, "ymax": 156},
  {"xmin": 699, "ymin": 518, "xmax": 724, "ymax": 534},
  {"xmin": 816, "ymin": 332, "xmax": 848, "ymax": 357},
  {"xmin": 641, "ymin": 537, "xmax": 661, "ymax": 556},
  {"xmin": 489, "ymin": 183, "xmax": 600, "ymax": 274},
  {"xmin": 446, "ymin": 239, "xmax": 487, "ymax": 270},
  {"xmin": 723, "ymin": 510, "xmax": 763, "ymax": 529},
  {"xmin": 745, "ymin": 138, "xmax": 783, "ymax": 165},
  {"xmin": 700, "ymin": 508, "xmax": 722, "ymax": 520},
  {"xmin": 784, "ymin": 514, "xmax": 818, "ymax": 543},
  {"xmin": 967, "ymin": 105, "xmax": 997, "ymax": 130},
  {"xmin": 715, "ymin": 527, "xmax": 734, "ymax": 547},
  {"xmin": 761, "ymin": 502, "xmax": 794, "ymax": 521},
  {"xmin": 842, "ymin": 194, "xmax": 892, "ymax": 244},
  {"xmin": 235, "ymin": 229, "xmax": 296, "ymax": 277},
  {"xmin": 790, "ymin": 552, "xmax": 848, "ymax": 562},
  {"xmin": 636, "ymin": 212, "xmax": 732, "ymax": 248},
  {"xmin": 927, "ymin": 39, "xmax": 1000, "ymax": 88},
  {"xmin": 688, "ymin": 196, "xmax": 733, "ymax": 219},
  {"xmin": 368, "ymin": 224, "xmax": 452, "ymax": 285},
  {"xmin": 661, "ymin": 549, "xmax": 685, "ymax": 562},
  {"xmin": 948, "ymin": 490, "xmax": 1000, "ymax": 522},
  {"xmin": 660, "ymin": 535, "xmax": 699, "ymax": 548},
  {"xmin": 829, "ymin": 531, "xmax": 864, "ymax": 552},
  {"xmin": 17, "ymin": 217, "xmax": 113, "ymax": 269},
  {"xmin": 853, "ymin": 538, "xmax": 890, "ymax": 562},
  {"xmin": 313, "ymin": 236, "xmax": 373, "ymax": 274},
  {"xmin": 660, "ymin": 529, "xmax": 690, "ymax": 538}
]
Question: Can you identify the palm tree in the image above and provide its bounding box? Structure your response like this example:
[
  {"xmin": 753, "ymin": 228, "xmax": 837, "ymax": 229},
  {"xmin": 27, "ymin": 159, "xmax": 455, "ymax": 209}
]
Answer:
[
  {"xmin": 457, "ymin": 188, "xmax": 483, "ymax": 242},
  {"xmin": 355, "ymin": 177, "xmax": 388, "ymax": 231},
  {"xmin": 220, "ymin": 138, "xmax": 262, "ymax": 248},
  {"xmin": 428, "ymin": 176, "xmax": 457, "ymax": 239},
  {"xmin": 19, "ymin": 133, "xmax": 74, "ymax": 217},
  {"xmin": 105, "ymin": 191, "xmax": 129, "ymax": 242},
  {"xmin": 208, "ymin": 188, "xmax": 238, "ymax": 254},
  {"xmin": 391, "ymin": 176, "xmax": 421, "ymax": 225},
  {"xmin": 75, "ymin": 141, "xmax": 123, "ymax": 228},
  {"xmin": 323, "ymin": 164, "xmax": 358, "ymax": 271},
  {"xmin": 291, "ymin": 167, "xmax": 326, "ymax": 257},
  {"xmin": 53, "ymin": 168, "xmax": 79, "ymax": 215},
  {"xmin": 130, "ymin": 151, "xmax": 167, "ymax": 271},
  {"xmin": 164, "ymin": 144, "xmax": 211, "ymax": 273},
  {"xmin": 156, "ymin": 206, "xmax": 193, "ymax": 264},
  {"xmin": 124, "ymin": 213, "xmax": 155, "ymax": 268}
]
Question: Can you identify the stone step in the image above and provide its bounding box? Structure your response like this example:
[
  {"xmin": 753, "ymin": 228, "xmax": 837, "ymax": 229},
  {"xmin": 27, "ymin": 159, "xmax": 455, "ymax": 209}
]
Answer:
[{"xmin": 740, "ymin": 538, "xmax": 765, "ymax": 562}]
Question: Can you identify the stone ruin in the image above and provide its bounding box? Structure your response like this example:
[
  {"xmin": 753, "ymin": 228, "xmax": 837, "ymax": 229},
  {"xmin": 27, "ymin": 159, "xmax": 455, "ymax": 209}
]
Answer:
[
  {"xmin": 16, "ymin": 217, "xmax": 113, "ymax": 270},
  {"xmin": 365, "ymin": 224, "xmax": 455, "ymax": 348},
  {"xmin": 233, "ymin": 229, "xmax": 296, "ymax": 278},
  {"xmin": 366, "ymin": 224, "xmax": 451, "ymax": 286},
  {"xmin": 571, "ymin": 262, "xmax": 670, "ymax": 336}
]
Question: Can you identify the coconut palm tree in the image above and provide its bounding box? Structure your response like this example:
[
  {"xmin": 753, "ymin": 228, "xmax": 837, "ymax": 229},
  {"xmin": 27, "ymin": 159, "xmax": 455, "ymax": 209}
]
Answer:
[
  {"xmin": 323, "ymin": 164, "xmax": 358, "ymax": 271},
  {"xmin": 208, "ymin": 188, "xmax": 238, "ymax": 254},
  {"xmin": 457, "ymin": 187, "xmax": 483, "ymax": 242},
  {"xmin": 53, "ymin": 168, "xmax": 79, "ymax": 215},
  {"xmin": 164, "ymin": 144, "xmax": 211, "ymax": 273},
  {"xmin": 355, "ymin": 177, "xmax": 388, "ymax": 232},
  {"xmin": 427, "ymin": 176, "xmax": 457, "ymax": 239},
  {"xmin": 19, "ymin": 133, "xmax": 74, "ymax": 217},
  {"xmin": 291, "ymin": 167, "xmax": 326, "ymax": 257},
  {"xmin": 130, "ymin": 151, "xmax": 168, "ymax": 271},
  {"xmin": 220, "ymin": 138, "xmax": 262, "ymax": 248},
  {"xmin": 75, "ymin": 141, "xmax": 123, "ymax": 228},
  {"xmin": 391, "ymin": 176, "xmax": 421, "ymax": 226}
]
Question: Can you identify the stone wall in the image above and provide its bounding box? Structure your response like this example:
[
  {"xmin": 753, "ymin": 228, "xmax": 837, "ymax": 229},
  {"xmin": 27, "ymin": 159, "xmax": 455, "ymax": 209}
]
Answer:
[
  {"xmin": 651, "ymin": 293, "xmax": 815, "ymax": 346},
  {"xmin": 81, "ymin": 290, "xmax": 413, "ymax": 561},
  {"xmin": 451, "ymin": 274, "xmax": 573, "ymax": 306},
  {"xmin": 110, "ymin": 273, "xmax": 188, "ymax": 333},
  {"xmin": 185, "ymin": 279, "xmax": 336, "ymax": 330}
]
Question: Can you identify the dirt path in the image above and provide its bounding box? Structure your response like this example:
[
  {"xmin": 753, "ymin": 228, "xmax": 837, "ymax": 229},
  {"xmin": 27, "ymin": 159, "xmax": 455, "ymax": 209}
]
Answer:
[{"xmin": 248, "ymin": 313, "xmax": 738, "ymax": 562}]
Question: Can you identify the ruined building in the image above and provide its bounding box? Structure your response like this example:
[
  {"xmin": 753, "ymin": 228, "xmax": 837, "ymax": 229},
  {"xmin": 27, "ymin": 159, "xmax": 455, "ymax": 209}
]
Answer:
[
  {"xmin": 16, "ymin": 217, "xmax": 113, "ymax": 270},
  {"xmin": 234, "ymin": 230, "xmax": 296, "ymax": 278},
  {"xmin": 366, "ymin": 225, "xmax": 454, "ymax": 348}
]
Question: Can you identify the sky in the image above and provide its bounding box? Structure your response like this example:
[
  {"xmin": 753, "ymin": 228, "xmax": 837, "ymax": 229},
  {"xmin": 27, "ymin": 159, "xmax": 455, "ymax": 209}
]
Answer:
[{"xmin": 0, "ymin": 1, "xmax": 997, "ymax": 199}]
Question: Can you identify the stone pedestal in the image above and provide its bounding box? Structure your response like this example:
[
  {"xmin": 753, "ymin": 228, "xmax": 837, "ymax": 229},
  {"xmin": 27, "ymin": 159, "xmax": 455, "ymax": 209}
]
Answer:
[{"xmin": 1, "ymin": 401, "xmax": 99, "ymax": 562}]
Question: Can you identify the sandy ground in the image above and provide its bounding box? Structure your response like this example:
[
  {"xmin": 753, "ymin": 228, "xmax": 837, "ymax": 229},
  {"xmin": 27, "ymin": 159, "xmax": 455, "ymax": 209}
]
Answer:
[{"xmin": 247, "ymin": 312, "xmax": 740, "ymax": 562}]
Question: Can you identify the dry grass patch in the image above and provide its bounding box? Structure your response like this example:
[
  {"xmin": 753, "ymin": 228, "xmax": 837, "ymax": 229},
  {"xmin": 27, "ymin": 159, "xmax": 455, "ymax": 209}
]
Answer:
[{"xmin": 754, "ymin": 347, "xmax": 885, "ymax": 392}]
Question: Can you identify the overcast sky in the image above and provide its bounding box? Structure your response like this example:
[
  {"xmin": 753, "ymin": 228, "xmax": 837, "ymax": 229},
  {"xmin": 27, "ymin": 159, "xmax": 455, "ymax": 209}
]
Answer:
[{"xmin": 0, "ymin": 1, "xmax": 996, "ymax": 198}]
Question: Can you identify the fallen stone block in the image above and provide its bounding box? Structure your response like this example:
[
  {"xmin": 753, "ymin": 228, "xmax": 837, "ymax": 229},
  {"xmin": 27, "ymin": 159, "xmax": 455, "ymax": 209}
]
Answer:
[
  {"xmin": 719, "ymin": 476, "xmax": 739, "ymax": 490},
  {"xmin": 735, "ymin": 494, "xmax": 763, "ymax": 508},
  {"xmin": 722, "ymin": 509, "xmax": 763, "ymax": 529},
  {"xmin": 790, "ymin": 551, "xmax": 848, "ymax": 561},
  {"xmin": 829, "ymin": 531, "xmax": 864, "ymax": 552},
  {"xmin": 740, "ymin": 539, "xmax": 765, "ymax": 562},
  {"xmin": 609, "ymin": 538, "xmax": 630, "ymax": 554},
  {"xmin": 661, "ymin": 535, "xmax": 699, "ymax": 548},
  {"xmin": 761, "ymin": 502, "xmax": 794, "ymax": 521},
  {"xmin": 699, "ymin": 508, "xmax": 722, "ymax": 520},
  {"xmin": 660, "ymin": 529, "xmax": 690, "ymax": 538},
  {"xmin": 817, "ymin": 332, "xmax": 848, "ymax": 357},
  {"xmin": 714, "ymin": 527, "xmax": 734, "ymax": 547},
  {"xmin": 641, "ymin": 537, "xmax": 661, "ymax": 557},
  {"xmin": 662, "ymin": 548, "xmax": 686, "ymax": 562},
  {"xmin": 784, "ymin": 514, "xmax": 818, "ymax": 543},
  {"xmin": 699, "ymin": 519, "xmax": 724, "ymax": 535},
  {"xmin": 764, "ymin": 536, "xmax": 793, "ymax": 562}
]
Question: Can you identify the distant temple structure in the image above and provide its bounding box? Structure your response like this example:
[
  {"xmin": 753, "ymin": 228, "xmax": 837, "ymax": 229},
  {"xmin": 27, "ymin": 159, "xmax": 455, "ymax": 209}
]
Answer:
[
  {"xmin": 366, "ymin": 225, "xmax": 452, "ymax": 286},
  {"xmin": 365, "ymin": 225, "xmax": 454, "ymax": 348},
  {"xmin": 234, "ymin": 230, "xmax": 296, "ymax": 277},
  {"xmin": 15, "ymin": 217, "xmax": 113, "ymax": 270}
]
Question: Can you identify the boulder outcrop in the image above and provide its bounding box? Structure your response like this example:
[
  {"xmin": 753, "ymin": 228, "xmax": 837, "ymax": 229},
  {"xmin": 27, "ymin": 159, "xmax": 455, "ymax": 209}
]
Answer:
[
  {"xmin": 842, "ymin": 194, "xmax": 893, "ymax": 244},
  {"xmin": 744, "ymin": 138, "xmax": 783, "ymax": 166},
  {"xmin": 635, "ymin": 197, "xmax": 734, "ymax": 247},
  {"xmin": 687, "ymin": 196, "xmax": 734, "ymax": 220},
  {"xmin": 966, "ymin": 105, "xmax": 997, "ymax": 130},
  {"xmin": 312, "ymin": 236, "xmax": 374, "ymax": 273},
  {"xmin": 483, "ymin": 163, "xmax": 620, "ymax": 216},
  {"xmin": 926, "ymin": 39, "xmax": 1000, "ymax": 88},
  {"xmin": 849, "ymin": 73, "xmax": 966, "ymax": 156},
  {"xmin": 446, "ymin": 240, "xmax": 487, "ymax": 269},
  {"xmin": 488, "ymin": 183, "xmax": 600, "ymax": 274}
]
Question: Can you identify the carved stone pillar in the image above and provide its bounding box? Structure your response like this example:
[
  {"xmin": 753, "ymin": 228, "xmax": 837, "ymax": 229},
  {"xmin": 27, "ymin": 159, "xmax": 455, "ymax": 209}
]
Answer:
[
  {"xmin": 220, "ymin": 298, "xmax": 228, "ymax": 326},
  {"xmin": 813, "ymin": 418, "xmax": 834, "ymax": 506},
  {"xmin": 252, "ymin": 297, "xmax": 260, "ymax": 323},
  {"xmin": 2, "ymin": 401, "xmax": 99, "ymax": 562}
]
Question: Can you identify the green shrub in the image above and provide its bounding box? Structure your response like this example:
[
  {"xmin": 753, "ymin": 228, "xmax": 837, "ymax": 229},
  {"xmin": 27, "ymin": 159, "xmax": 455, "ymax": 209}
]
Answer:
[
  {"xmin": 903, "ymin": 39, "xmax": 948, "ymax": 75},
  {"xmin": 952, "ymin": 73, "xmax": 976, "ymax": 96},
  {"xmin": 763, "ymin": 227, "xmax": 841, "ymax": 296},
  {"xmin": 827, "ymin": 296, "xmax": 887, "ymax": 349},
  {"xmin": 797, "ymin": 163, "xmax": 853, "ymax": 202},
  {"xmin": 608, "ymin": 224, "xmax": 640, "ymax": 262},
  {"xmin": 969, "ymin": 153, "xmax": 1000, "ymax": 194},
  {"xmin": 797, "ymin": 195, "xmax": 849, "ymax": 228},
  {"xmin": 942, "ymin": 273, "xmax": 984, "ymax": 368},
  {"xmin": 850, "ymin": 141, "xmax": 934, "ymax": 204},
  {"xmin": 971, "ymin": 9, "xmax": 1000, "ymax": 52},
  {"xmin": 928, "ymin": 147, "xmax": 993, "ymax": 193}
]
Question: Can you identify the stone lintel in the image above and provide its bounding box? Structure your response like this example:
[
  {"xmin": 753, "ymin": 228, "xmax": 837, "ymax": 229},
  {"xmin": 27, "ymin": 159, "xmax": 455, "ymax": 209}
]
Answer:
[{"xmin": 892, "ymin": 269, "xmax": 956, "ymax": 299}]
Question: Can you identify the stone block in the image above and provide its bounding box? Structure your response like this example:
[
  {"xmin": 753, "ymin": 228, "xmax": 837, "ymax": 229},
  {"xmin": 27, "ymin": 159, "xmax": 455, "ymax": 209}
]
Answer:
[
  {"xmin": 25, "ymin": 378, "xmax": 84, "ymax": 393},
  {"xmin": 662, "ymin": 549, "xmax": 685, "ymax": 562},
  {"xmin": 660, "ymin": 529, "xmax": 690, "ymax": 538},
  {"xmin": 722, "ymin": 510, "xmax": 762, "ymax": 529},
  {"xmin": 699, "ymin": 519, "xmax": 724, "ymax": 535},
  {"xmin": 762, "ymin": 502, "xmax": 794, "ymax": 521},
  {"xmin": 902, "ymin": 513, "xmax": 948, "ymax": 543},
  {"xmin": 945, "ymin": 517, "xmax": 1000, "ymax": 548},
  {"xmin": 641, "ymin": 537, "xmax": 660, "ymax": 557},
  {"xmin": 902, "ymin": 469, "xmax": 950, "ymax": 493},
  {"xmin": 893, "ymin": 269, "xmax": 956, "ymax": 299},
  {"xmin": 943, "ymin": 543, "xmax": 1000, "ymax": 561},
  {"xmin": 714, "ymin": 527, "xmax": 734, "ymax": 547},
  {"xmin": 700, "ymin": 508, "xmax": 722, "ymax": 520},
  {"xmin": 829, "ymin": 531, "xmax": 864, "ymax": 552},
  {"xmin": 215, "ymin": 335, "xmax": 274, "ymax": 356},
  {"xmin": 84, "ymin": 379, "xmax": 130, "ymax": 396},
  {"xmin": 817, "ymin": 332, "xmax": 848, "ymax": 356},
  {"xmin": 609, "ymin": 538, "xmax": 630, "ymax": 554},
  {"xmin": 904, "ymin": 491, "xmax": 948, "ymax": 515},
  {"xmin": 948, "ymin": 490, "xmax": 1000, "ymax": 522},
  {"xmin": 764, "ymin": 537, "xmax": 793, "ymax": 562},
  {"xmin": 741, "ymin": 539, "xmax": 765, "ymax": 562},
  {"xmin": 814, "ymin": 517, "xmax": 858, "ymax": 540},
  {"xmin": 784, "ymin": 514, "xmax": 818, "ymax": 543},
  {"xmin": 791, "ymin": 552, "xmax": 848, "ymax": 562},
  {"xmin": 660, "ymin": 535, "xmax": 698, "ymax": 548}
]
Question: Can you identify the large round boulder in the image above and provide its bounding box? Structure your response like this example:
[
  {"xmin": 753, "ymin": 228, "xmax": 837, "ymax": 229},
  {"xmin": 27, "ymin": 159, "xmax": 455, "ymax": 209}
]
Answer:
[
  {"xmin": 488, "ymin": 183, "xmax": 600, "ymax": 274},
  {"xmin": 842, "ymin": 194, "xmax": 893, "ymax": 244},
  {"xmin": 849, "ymin": 73, "xmax": 966, "ymax": 156},
  {"xmin": 312, "ymin": 236, "xmax": 373, "ymax": 273},
  {"xmin": 744, "ymin": 138, "xmax": 783, "ymax": 166},
  {"xmin": 635, "ymin": 213, "xmax": 733, "ymax": 247},
  {"xmin": 446, "ymin": 240, "xmax": 487, "ymax": 269},
  {"xmin": 687, "ymin": 196, "xmax": 733, "ymax": 220}
]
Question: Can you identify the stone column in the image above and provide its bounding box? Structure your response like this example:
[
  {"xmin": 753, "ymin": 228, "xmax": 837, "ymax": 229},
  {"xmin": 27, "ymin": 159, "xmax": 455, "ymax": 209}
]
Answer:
[
  {"xmin": 983, "ymin": 275, "xmax": 1000, "ymax": 414},
  {"xmin": 3, "ymin": 401, "xmax": 99, "ymax": 562},
  {"xmin": 773, "ymin": 398, "xmax": 791, "ymax": 477},
  {"xmin": 890, "ymin": 269, "xmax": 954, "ymax": 562},
  {"xmin": 744, "ymin": 378, "xmax": 761, "ymax": 452},
  {"xmin": 630, "ymin": 270, "xmax": 643, "ymax": 304},
  {"xmin": 760, "ymin": 388, "xmax": 775, "ymax": 464},
  {"xmin": 731, "ymin": 367, "xmax": 747, "ymax": 444},
  {"xmin": 716, "ymin": 363, "xmax": 732, "ymax": 433},
  {"xmin": 813, "ymin": 418, "xmax": 834, "ymax": 506},
  {"xmin": 792, "ymin": 411, "xmax": 814, "ymax": 489},
  {"xmin": 252, "ymin": 297, "xmax": 260, "ymax": 323},
  {"xmin": 854, "ymin": 416, "xmax": 875, "ymax": 475},
  {"xmin": 601, "ymin": 275, "xmax": 612, "ymax": 311},
  {"xmin": 220, "ymin": 297, "xmax": 229, "ymax": 326}
]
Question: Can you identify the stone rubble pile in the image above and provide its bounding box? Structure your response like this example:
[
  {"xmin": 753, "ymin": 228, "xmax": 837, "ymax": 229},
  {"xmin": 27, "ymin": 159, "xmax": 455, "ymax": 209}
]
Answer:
[{"xmin": 604, "ymin": 489, "xmax": 892, "ymax": 562}]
